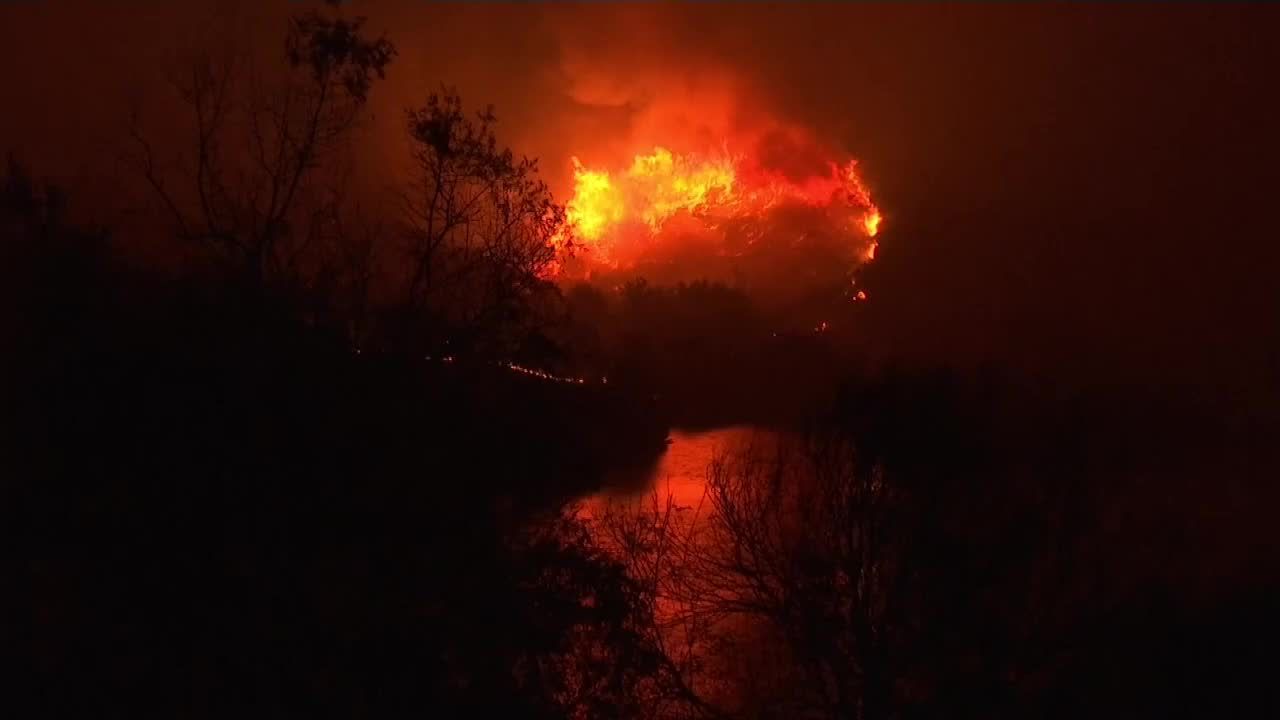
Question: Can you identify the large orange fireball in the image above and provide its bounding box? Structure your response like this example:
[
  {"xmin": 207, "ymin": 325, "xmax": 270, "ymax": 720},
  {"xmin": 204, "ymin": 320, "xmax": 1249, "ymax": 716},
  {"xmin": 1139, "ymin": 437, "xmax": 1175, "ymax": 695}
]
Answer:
[{"xmin": 557, "ymin": 143, "xmax": 882, "ymax": 273}]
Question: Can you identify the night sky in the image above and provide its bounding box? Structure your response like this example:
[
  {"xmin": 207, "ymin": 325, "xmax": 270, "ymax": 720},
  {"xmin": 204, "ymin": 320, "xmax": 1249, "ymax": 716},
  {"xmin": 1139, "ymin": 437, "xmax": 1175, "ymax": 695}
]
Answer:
[
  {"xmin": 3, "ymin": 1, "xmax": 1277, "ymax": 404},
  {"xmin": 9, "ymin": 4, "xmax": 1280, "ymax": 716}
]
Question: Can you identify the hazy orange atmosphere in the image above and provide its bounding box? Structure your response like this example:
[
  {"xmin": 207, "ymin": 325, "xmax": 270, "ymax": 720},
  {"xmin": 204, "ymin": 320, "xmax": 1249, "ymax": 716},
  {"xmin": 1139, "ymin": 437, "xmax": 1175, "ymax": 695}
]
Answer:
[
  {"xmin": 4, "ymin": 1, "xmax": 1276, "ymax": 393},
  {"xmin": 5, "ymin": 3, "xmax": 1280, "ymax": 718}
]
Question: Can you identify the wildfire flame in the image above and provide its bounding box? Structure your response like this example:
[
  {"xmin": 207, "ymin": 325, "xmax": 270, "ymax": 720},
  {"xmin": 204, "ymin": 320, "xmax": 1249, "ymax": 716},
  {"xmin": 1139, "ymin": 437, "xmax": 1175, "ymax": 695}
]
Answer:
[{"xmin": 558, "ymin": 144, "xmax": 882, "ymax": 271}]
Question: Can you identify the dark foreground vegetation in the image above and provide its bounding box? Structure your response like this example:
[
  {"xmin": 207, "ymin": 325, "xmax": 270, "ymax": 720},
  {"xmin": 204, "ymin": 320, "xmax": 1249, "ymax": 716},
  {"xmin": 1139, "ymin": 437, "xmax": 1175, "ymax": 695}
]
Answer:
[{"xmin": 7, "ymin": 4, "xmax": 1279, "ymax": 718}]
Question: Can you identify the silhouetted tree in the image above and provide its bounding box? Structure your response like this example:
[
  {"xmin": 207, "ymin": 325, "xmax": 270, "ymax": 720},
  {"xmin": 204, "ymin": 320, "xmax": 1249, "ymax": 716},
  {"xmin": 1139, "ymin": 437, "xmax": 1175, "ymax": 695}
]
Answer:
[
  {"xmin": 398, "ymin": 89, "xmax": 566, "ymax": 360},
  {"xmin": 595, "ymin": 431, "xmax": 917, "ymax": 719},
  {"xmin": 1, "ymin": 156, "xmax": 675, "ymax": 719},
  {"xmin": 127, "ymin": 2, "xmax": 394, "ymax": 288}
]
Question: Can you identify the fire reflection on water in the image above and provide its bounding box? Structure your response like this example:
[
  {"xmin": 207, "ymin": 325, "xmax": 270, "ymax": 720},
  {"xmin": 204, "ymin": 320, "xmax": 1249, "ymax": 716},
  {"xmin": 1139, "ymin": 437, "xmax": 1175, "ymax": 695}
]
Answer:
[
  {"xmin": 580, "ymin": 425, "xmax": 785, "ymax": 707},
  {"xmin": 587, "ymin": 425, "xmax": 768, "ymax": 515}
]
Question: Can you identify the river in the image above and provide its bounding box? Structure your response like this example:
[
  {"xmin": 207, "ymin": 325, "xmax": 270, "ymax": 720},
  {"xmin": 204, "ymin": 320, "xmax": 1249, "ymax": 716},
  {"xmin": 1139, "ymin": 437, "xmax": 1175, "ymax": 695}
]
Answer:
[{"xmin": 589, "ymin": 425, "xmax": 769, "ymax": 512}]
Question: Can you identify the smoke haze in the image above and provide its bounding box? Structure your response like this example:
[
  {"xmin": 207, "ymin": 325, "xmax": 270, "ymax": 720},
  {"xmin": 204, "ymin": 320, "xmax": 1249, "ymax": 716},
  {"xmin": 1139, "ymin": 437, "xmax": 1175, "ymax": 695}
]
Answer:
[{"xmin": 3, "ymin": 1, "xmax": 1277, "ymax": 408}]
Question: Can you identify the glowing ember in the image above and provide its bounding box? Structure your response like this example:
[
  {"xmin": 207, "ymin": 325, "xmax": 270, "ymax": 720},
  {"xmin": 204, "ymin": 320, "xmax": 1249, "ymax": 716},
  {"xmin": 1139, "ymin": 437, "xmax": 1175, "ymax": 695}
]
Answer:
[{"xmin": 559, "ymin": 145, "xmax": 882, "ymax": 270}]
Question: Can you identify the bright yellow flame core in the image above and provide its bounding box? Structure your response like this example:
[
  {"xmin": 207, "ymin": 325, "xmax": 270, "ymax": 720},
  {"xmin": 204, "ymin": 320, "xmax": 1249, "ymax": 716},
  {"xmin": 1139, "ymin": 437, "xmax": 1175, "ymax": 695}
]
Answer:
[
  {"xmin": 863, "ymin": 210, "xmax": 882, "ymax": 238},
  {"xmin": 626, "ymin": 148, "xmax": 736, "ymax": 232},
  {"xmin": 563, "ymin": 146, "xmax": 881, "ymax": 266},
  {"xmin": 565, "ymin": 158, "xmax": 624, "ymax": 241}
]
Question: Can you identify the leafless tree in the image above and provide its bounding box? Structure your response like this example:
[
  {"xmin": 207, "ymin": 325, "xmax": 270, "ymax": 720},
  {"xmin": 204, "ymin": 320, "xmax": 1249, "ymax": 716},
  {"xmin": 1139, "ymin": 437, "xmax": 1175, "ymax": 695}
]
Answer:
[
  {"xmin": 399, "ymin": 90, "xmax": 568, "ymax": 358},
  {"xmin": 127, "ymin": 1, "xmax": 394, "ymax": 290},
  {"xmin": 591, "ymin": 493, "xmax": 734, "ymax": 720},
  {"xmin": 593, "ymin": 430, "xmax": 922, "ymax": 720}
]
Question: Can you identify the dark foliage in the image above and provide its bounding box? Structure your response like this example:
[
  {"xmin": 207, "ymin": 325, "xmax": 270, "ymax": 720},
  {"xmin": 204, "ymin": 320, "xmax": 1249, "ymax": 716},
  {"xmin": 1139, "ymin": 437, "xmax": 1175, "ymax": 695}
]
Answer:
[{"xmin": 2, "ymin": 162, "xmax": 665, "ymax": 718}]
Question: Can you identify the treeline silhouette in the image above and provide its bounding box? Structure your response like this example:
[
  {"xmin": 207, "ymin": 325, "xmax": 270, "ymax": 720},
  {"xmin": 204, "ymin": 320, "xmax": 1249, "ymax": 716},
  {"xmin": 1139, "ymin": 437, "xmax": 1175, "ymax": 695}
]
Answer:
[
  {"xmin": 7, "ymin": 4, "xmax": 1279, "ymax": 718},
  {"xmin": 595, "ymin": 368, "xmax": 1279, "ymax": 719},
  {"xmin": 5, "ymin": 5, "xmax": 669, "ymax": 715},
  {"xmin": 558, "ymin": 279, "xmax": 855, "ymax": 429},
  {"xmin": 1, "ymin": 151, "xmax": 673, "ymax": 716},
  {"xmin": 9, "ymin": 147, "xmax": 1277, "ymax": 717}
]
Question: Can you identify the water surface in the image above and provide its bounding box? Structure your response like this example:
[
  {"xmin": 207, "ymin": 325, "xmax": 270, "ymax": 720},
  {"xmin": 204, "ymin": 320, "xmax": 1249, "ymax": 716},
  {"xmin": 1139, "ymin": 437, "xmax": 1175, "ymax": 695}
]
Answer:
[{"xmin": 591, "ymin": 425, "xmax": 768, "ymax": 511}]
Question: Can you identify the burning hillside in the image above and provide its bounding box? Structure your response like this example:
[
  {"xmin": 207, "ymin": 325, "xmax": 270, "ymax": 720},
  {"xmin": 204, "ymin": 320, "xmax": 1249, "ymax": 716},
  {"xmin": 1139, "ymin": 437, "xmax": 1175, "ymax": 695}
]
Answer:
[{"xmin": 552, "ymin": 130, "xmax": 882, "ymax": 294}]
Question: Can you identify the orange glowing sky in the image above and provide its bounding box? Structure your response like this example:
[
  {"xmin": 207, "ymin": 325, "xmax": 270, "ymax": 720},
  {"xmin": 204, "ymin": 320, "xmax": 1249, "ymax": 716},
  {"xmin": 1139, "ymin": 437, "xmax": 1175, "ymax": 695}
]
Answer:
[{"xmin": 3, "ymin": 2, "xmax": 1272, "ymax": 394}]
